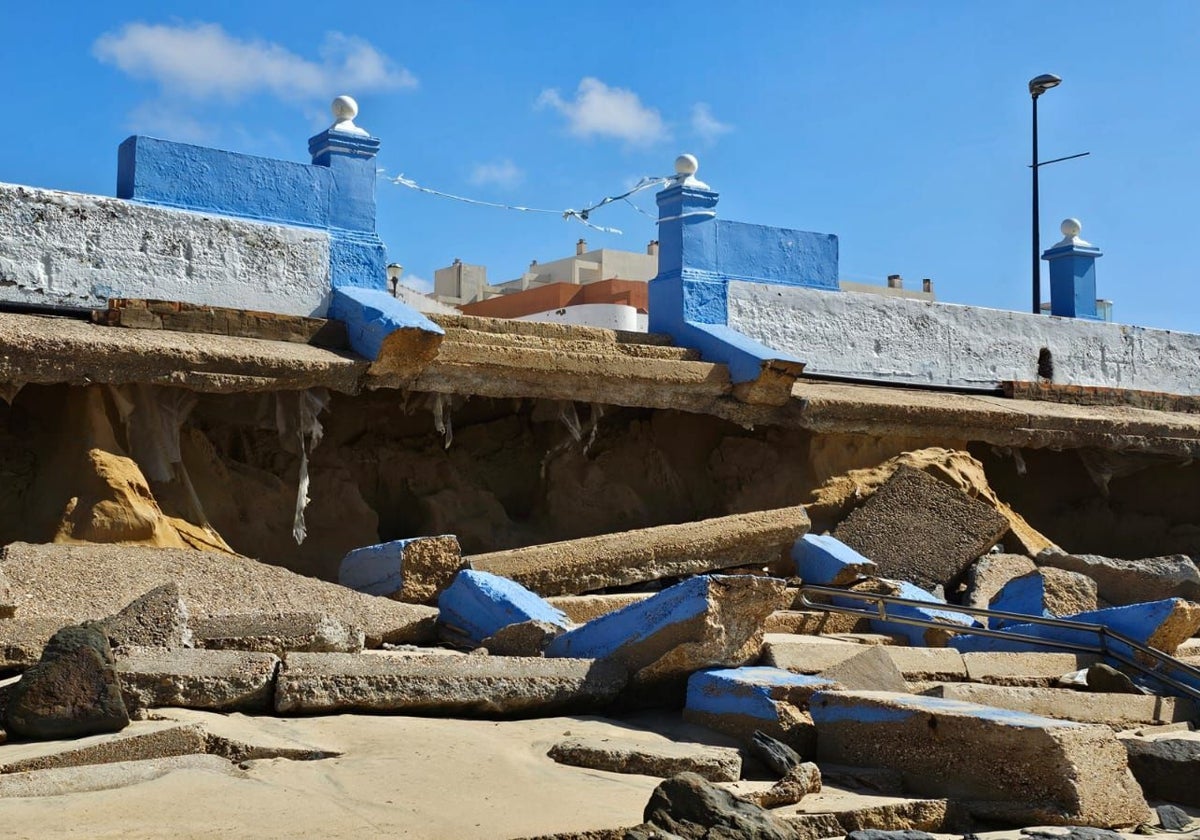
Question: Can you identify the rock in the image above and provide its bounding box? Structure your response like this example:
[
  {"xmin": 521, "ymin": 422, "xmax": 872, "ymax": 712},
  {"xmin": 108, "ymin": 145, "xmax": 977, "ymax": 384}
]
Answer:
[
  {"xmin": 642, "ymin": 772, "xmax": 800, "ymax": 840},
  {"xmin": 482, "ymin": 620, "xmax": 563, "ymax": 656},
  {"xmin": 846, "ymin": 832, "xmax": 934, "ymax": 840},
  {"xmin": 1019, "ymin": 828, "xmax": 1124, "ymax": 840},
  {"xmin": 819, "ymin": 645, "xmax": 908, "ymax": 693},
  {"xmin": 190, "ymin": 612, "xmax": 364, "ymax": 655},
  {"xmin": 831, "ymin": 466, "xmax": 1010, "ymax": 593},
  {"xmin": 275, "ymin": 652, "xmax": 626, "ymax": 717},
  {"xmin": 811, "ymin": 690, "xmax": 1151, "ymax": 828},
  {"xmin": 6, "ymin": 625, "xmax": 130, "ymax": 740},
  {"xmin": 438, "ymin": 570, "xmax": 572, "ymax": 648},
  {"xmin": 116, "ymin": 648, "xmax": 279, "ymax": 713},
  {"xmin": 0, "ymin": 542, "xmax": 436, "ymax": 647},
  {"xmin": 338, "ymin": 535, "xmax": 464, "ymax": 605},
  {"xmin": 1120, "ymin": 732, "xmax": 1200, "ymax": 806},
  {"xmin": 963, "ymin": 554, "xmax": 1037, "ymax": 610},
  {"xmin": 744, "ymin": 762, "xmax": 821, "ymax": 809},
  {"xmin": 468, "ymin": 506, "xmax": 811, "ymax": 597},
  {"xmin": 749, "ymin": 730, "xmax": 802, "ymax": 776},
  {"xmin": 1037, "ymin": 551, "xmax": 1200, "ymax": 606},
  {"xmin": 684, "ymin": 667, "xmax": 836, "ymax": 756},
  {"xmin": 547, "ymin": 735, "xmax": 742, "ymax": 782},
  {"xmin": 840, "ymin": 578, "xmax": 976, "ymax": 647},
  {"xmin": 548, "ymin": 576, "xmax": 787, "ymax": 698},
  {"xmin": 88, "ymin": 583, "xmax": 192, "ymax": 651},
  {"xmin": 791, "ymin": 534, "xmax": 875, "ymax": 586},
  {"xmin": 1156, "ymin": 804, "xmax": 1194, "ymax": 831},
  {"xmin": 1085, "ymin": 663, "xmax": 1141, "ymax": 695}
]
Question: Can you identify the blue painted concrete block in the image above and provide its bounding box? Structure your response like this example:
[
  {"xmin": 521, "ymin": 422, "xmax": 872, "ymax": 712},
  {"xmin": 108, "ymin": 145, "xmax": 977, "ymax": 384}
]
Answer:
[
  {"xmin": 338, "ymin": 537, "xmax": 456, "ymax": 597},
  {"xmin": 950, "ymin": 598, "xmax": 1196, "ymax": 655},
  {"xmin": 329, "ymin": 286, "xmax": 444, "ymax": 362},
  {"xmin": 715, "ymin": 220, "xmax": 839, "ymax": 290},
  {"xmin": 687, "ymin": 667, "xmax": 837, "ymax": 721},
  {"xmin": 809, "ymin": 689, "xmax": 1080, "ymax": 729},
  {"xmin": 833, "ymin": 579, "xmax": 976, "ymax": 646},
  {"xmin": 437, "ymin": 570, "xmax": 571, "ymax": 646},
  {"xmin": 989, "ymin": 571, "xmax": 1051, "ymax": 628},
  {"xmin": 792, "ymin": 534, "xmax": 876, "ymax": 586}
]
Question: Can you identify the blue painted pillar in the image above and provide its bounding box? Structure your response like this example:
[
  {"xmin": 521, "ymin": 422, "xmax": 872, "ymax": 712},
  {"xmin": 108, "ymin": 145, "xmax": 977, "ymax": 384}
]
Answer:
[
  {"xmin": 648, "ymin": 155, "xmax": 722, "ymax": 333},
  {"xmin": 308, "ymin": 97, "xmax": 387, "ymax": 292},
  {"xmin": 1042, "ymin": 218, "xmax": 1102, "ymax": 319}
]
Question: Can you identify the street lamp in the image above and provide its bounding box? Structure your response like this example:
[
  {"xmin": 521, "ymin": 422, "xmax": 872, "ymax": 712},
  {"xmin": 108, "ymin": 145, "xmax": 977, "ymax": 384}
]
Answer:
[{"xmin": 1029, "ymin": 73, "xmax": 1062, "ymax": 314}]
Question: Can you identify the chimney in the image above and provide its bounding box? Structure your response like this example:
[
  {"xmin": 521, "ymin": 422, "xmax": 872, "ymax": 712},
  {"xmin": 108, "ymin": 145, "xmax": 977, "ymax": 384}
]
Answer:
[
  {"xmin": 576, "ymin": 238, "xmax": 587, "ymax": 256},
  {"xmin": 922, "ymin": 278, "xmax": 933, "ymax": 294},
  {"xmin": 887, "ymin": 274, "xmax": 903, "ymax": 289},
  {"xmin": 647, "ymin": 240, "xmax": 659, "ymax": 256},
  {"xmin": 530, "ymin": 259, "xmax": 538, "ymax": 269}
]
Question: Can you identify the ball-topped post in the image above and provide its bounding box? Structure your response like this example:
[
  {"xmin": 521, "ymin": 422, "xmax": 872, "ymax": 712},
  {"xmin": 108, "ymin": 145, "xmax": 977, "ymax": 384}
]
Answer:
[
  {"xmin": 1043, "ymin": 215, "xmax": 1102, "ymax": 319},
  {"xmin": 671, "ymin": 152, "xmax": 709, "ymax": 190},
  {"xmin": 330, "ymin": 94, "xmax": 369, "ymax": 136}
]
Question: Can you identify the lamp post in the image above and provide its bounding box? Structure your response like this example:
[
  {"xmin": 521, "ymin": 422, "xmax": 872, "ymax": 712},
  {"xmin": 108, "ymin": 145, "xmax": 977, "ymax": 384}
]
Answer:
[{"xmin": 1029, "ymin": 73, "xmax": 1062, "ymax": 314}]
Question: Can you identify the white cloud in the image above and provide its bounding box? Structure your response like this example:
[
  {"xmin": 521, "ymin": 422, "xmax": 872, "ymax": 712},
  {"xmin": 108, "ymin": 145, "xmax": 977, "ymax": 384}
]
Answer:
[
  {"xmin": 537, "ymin": 77, "xmax": 667, "ymax": 145},
  {"xmin": 399, "ymin": 273, "xmax": 433, "ymax": 294},
  {"xmin": 468, "ymin": 159, "xmax": 524, "ymax": 189},
  {"xmin": 691, "ymin": 103, "xmax": 732, "ymax": 143},
  {"xmin": 93, "ymin": 22, "xmax": 416, "ymax": 103}
]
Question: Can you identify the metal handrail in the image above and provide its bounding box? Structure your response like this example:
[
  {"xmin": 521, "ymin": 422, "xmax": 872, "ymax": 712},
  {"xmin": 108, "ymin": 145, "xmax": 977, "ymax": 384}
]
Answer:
[{"xmin": 797, "ymin": 584, "xmax": 1200, "ymax": 703}]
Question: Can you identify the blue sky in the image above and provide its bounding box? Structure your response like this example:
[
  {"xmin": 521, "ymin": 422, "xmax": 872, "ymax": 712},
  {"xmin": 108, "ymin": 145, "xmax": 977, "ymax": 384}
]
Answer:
[{"xmin": 3, "ymin": 2, "xmax": 1200, "ymax": 331}]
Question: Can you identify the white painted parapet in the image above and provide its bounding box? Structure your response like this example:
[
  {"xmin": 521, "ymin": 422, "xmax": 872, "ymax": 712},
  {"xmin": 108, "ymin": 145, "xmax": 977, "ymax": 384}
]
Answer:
[
  {"xmin": 0, "ymin": 183, "xmax": 331, "ymax": 316},
  {"xmin": 728, "ymin": 281, "xmax": 1200, "ymax": 395}
]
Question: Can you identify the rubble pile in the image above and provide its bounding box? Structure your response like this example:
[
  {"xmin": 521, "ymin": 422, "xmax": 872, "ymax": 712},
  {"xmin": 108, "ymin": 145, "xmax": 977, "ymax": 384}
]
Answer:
[{"xmin": 0, "ymin": 447, "xmax": 1197, "ymax": 838}]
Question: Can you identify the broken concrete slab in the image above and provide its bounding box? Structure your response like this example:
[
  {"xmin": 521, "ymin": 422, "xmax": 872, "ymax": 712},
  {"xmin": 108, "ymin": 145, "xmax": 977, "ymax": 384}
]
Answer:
[
  {"xmin": 761, "ymin": 635, "xmax": 969, "ymax": 682},
  {"xmin": 950, "ymin": 598, "xmax": 1200, "ymax": 656},
  {"xmin": 154, "ymin": 708, "xmax": 343, "ymax": 762},
  {"xmin": 0, "ymin": 542, "xmax": 437, "ymax": 647},
  {"xmin": 481, "ymin": 620, "xmax": 563, "ymax": 657},
  {"xmin": 274, "ymin": 652, "xmax": 626, "ymax": 717},
  {"xmin": 338, "ymin": 535, "xmax": 463, "ymax": 605},
  {"xmin": 819, "ymin": 646, "xmax": 908, "ymax": 693},
  {"xmin": 0, "ymin": 617, "xmax": 72, "ymax": 672},
  {"xmin": 546, "ymin": 575, "xmax": 786, "ymax": 695},
  {"xmin": 1120, "ymin": 730, "xmax": 1200, "ymax": 806},
  {"xmin": 1038, "ymin": 551, "xmax": 1200, "ymax": 606},
  {"xmin": 6, "ymin": 625, "xmax": 130, "ymax": 740},
  {"xmin": 684, "ymin": 667, "xmax": 837, "ymax": 753},
  {"xmin": 792, "ymin": 534, "xmax": 875, "ymax": 586},
  {"xmin": 190, "ymin": 612, "xmax": 365, "ymax": 655},
  {"xmin": 831, "ymin": 465, "xmax": 1010, "ymax": 593},
  {"xmin": 438, "ymin": 570, "xmax": 572, "ymax": 648},
  {"xmin": 963, "ymin": 554, "xmax": 1037, "ymax": 610},
  {"xmin": 0, "ymin": 720, "xmax": 206, "ymax": 773},
  {"xmin": 779, "ymin": 789, "xmax": 964, "ymax": 835},
  {"xmin": 764, "ymin": 609, "xmax": 867, "ymax": 636},
  {"xmin": 546, "ymin": 593, "xmax": 654, "ymax": 624},
  {"xmin": 0, "ymin": 754, "xmax": 243, "ymax": 798},
  {"xmin": 547, "ymin": 735, "xmax": 742, "ymax": 782},
  {"xmin": 467, "ymin": 506, "xmax": 810, "ymax": 597},
  {"xmin": 743, "ymin": 761, "xmax": 821, "ymax": 808},
  {"xmin": 89, "ymin": 583, "xmax": 192, "ymax": 651},
  {"xmin": 989, "ymin": 570, "xmax": 1098, "ymax": 626},
  {"xmin": 811, "ymin": 690, "xmax": 1151, "ymax": 827},
  {"xmin": 837, "ymin": 579, "xmax": 977, "ymax": 647},
  {"xmin": 117, "ymin": 648, "xmax": 279, "ymax": 713},
  {"xmin": 927, "ymin": 683, "xmax": 1194, "ymax": 727},
  {"xmin": 962, "ymin": 651, "xmax": 1099, "ymax": 686}
]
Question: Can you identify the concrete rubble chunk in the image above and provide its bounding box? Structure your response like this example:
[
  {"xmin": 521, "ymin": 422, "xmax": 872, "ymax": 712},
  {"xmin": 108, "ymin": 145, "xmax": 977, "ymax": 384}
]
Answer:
[
  {"xmin": 547, "ymin": 735, "xmax": 742, "ymax": 782},
  {"xmin": 1119, "ymin": 730, "xmax": 1200, "ymax": 806},
  {"xmin": 88, "ymin": 582, "xmax": 192, "ymax": 651},
  {"xmin": 0, "ymin": 720, "xmax": 207, "ymax": 774},
  {"xmin": 0, "ymin": 617, "xmax": 86, "ymax": 672},
  {"xmin": 831, "ymin": 465, "xmax": 1010, "ymax": 593},
  {"xmin": 810, "ymin": 690, "xmax": 1151, "ymax": 828},
  {"xmin": 438, "ymin": 570, "xmax": 572, "ymax": 648},
  {"xmin": 155, "ymin": 708, "xmax": 343, "ymax": 762},
  {"xmin": 6, "ymin": 625, "xmax": 130, "ymax": 740},
  {"xmin": 761, "ymin": 635, "xmax": 969, "ymax": 682},
  {"xmin": 641, "ymin": 772, "xmax": 799, "ymax": 840},
  {"xmin": 819, "ymin": 646, "xmax": 908, "ymax": 693},
  {"xmin": 467, "ymin": 506, "xmax": 810, "ymax": 597},
  {"xmin": 744, "ymin": 761, "xmax": 822, "ymax": 809},
  {"xmin": 684, "ymin": 667, "xmax": 836, "ymax": 755},
  {"xmin": 792, "ymin": 534, "xmax": 875, "ymax": 586},
  {"xmin": 840, "ymin": 578, "xmax": 977, "ymax": 647},
  {"xmin": 338, "ymin": 535, "xmax": 464, "ymax": 605},
  {"xmin": 1038, "ymin": 551, "xmax": 1200, "ymax": 606},
  {"xmin": 547, "ymin": 575, "xmax": 787, "ymax": 696},
  {"xmin": 962, "ymin": 651, "xmax": 1098, "ymax": 686},
  {"xmin": 764, "ymin": 609, "xmax": 867, "ymax": 636},
  {"xmin": 963, "ymin": 554, "xmax": 1037, "ymax": 610},
  {"xmin": 0, "ymin": 754, "xmax": 244, "ymax": 798},
  {"xmin": 950, "ymin": 597, "xmax": 1200, "ymax": 656},
  {"xmin": 482, "ymin": 620, "xmax": 564, "ymax": 657},
  {"xmin": 275, "ymin": 652, "xmax": 625, "ymax": 717},
  {"xmin": 117, "ymin": 647, "xmax": 280, "ymax": 713},
  {"xmin": 989, "ymin": 570, "xmax": 1098, "ymax": 626},
  {"xmin": 1086, "ymin": 663, "xmax": 1141, "ymax": 694},
  {"xmin": 0, "ymin": 542, "xmax": 437, "ymax": 647},
  {"xmin": 545, "ymin": 593, "xmax": 653, "ymax": 624},
  {"xmin": 0, "ymin": 568, "xmax": 14, "ymax": 618},
  {"xmin": 927, "ymin": 683, "xmax": 1194, "ymax": 727},
  {"xmin": 190, "ymin": 612, "xmax": 365, "ymax": 655}
]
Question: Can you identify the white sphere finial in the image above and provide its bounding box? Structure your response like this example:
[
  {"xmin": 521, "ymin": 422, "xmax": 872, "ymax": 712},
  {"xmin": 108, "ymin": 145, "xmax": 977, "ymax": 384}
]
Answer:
[
  {"xmin": 1060, "ymin": 218, "xmax": 1082, "ymax": 238},
  {"xmin": 332, "ymin": 95, "xmax": 358, "ymax": 122},
  {"xmin": 675, "ymin": 154, "xmax": 699, "ymax": 176}
]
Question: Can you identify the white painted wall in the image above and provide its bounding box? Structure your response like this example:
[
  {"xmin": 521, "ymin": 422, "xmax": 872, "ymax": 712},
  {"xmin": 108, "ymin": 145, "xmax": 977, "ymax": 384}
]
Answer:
[
  {"xmin": 515, "ymin": 303, "xmax": 646, "ymax": 332},
  {"xmin": 728, "ymin": 281, "xmax": 1200, "ymax": 395},
  {"xmin": 0, "ymin": 183, "xmax": 332, "ymax": 316}
]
